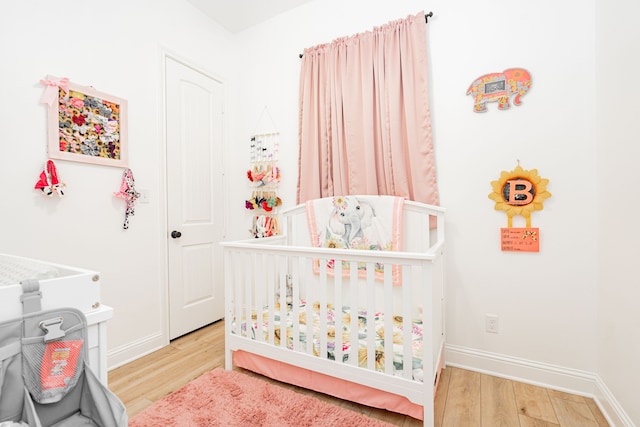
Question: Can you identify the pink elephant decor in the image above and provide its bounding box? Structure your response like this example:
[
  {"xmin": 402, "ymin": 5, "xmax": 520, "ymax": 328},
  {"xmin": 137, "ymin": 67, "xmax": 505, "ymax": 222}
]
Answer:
[{"xmin": 466, "ymin": 68, "xmax": 532, "ymax": 113}]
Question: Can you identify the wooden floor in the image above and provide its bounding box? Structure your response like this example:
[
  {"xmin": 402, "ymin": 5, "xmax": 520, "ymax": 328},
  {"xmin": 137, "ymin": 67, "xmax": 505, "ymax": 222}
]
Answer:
[{"xmin": 109, "ymin": 321, "xmax": 609, "ymax": 427}]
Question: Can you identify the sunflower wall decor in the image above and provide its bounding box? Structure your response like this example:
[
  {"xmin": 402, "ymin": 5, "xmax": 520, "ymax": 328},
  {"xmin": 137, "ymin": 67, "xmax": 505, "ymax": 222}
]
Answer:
[{"xmin": 488, "ymin": 164, "xmax": 551, "ymax": 252}]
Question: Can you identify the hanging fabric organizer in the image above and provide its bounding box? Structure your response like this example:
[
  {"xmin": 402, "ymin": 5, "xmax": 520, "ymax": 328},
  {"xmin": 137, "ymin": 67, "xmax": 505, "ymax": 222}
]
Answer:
[{"xmin": 246, "ymin": 132, "xmax": 281, "ymax": 238}]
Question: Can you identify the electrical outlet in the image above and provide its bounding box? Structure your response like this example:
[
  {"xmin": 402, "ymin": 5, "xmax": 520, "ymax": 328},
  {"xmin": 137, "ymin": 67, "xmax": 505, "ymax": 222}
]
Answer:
[{"xmin": 485, "ymin": 314, "xmax": 499, "ymax": 333}]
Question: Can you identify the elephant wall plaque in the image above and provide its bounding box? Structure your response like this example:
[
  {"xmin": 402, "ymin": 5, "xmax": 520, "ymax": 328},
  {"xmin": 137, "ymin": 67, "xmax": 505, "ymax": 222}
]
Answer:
[{"xmin": 466, "ymin": 68, "xmax": 532, "ymax": 113}]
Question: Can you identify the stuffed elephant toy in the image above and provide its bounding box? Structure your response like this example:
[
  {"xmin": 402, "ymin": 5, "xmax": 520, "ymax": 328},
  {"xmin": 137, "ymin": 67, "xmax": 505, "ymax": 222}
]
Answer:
[
  {"xmin": 466, "ymin": 68, "xmax": 532, "ymax": 112},
  {"xmin": 328, "ymin": 196, "xmax": 375, "ymax": 247}
]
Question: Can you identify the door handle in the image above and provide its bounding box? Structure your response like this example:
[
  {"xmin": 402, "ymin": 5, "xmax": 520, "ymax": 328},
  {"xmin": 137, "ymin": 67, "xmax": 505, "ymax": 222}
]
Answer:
[{"xmin": 171, "ymin": 230, "xmax": 182, "ymax": 239}]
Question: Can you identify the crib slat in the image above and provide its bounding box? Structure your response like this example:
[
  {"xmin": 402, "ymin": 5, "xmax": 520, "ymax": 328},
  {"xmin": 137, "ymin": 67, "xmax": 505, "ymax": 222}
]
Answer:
[
  {"xmin": 333, "ymin": 259, "xmax": 343, "ymax": 365},
  {"xmin": 304, "ymin": 256, "xmax": 313, "ymax": 356},
  {"xmin": 229, "ymin": 252, "xmax": 237, "ymax": 336},
  {"xmin": 247, "ymin": 253, "xmax": 255, "ymax": 340},
  {"xmin": 227, "ymin": 250, "xmax": 236, "ymax": 337},
  {"xmin": 283, "ymin": 256, "xmax": 290, "ymax": 350},
  {"xmin": 255, "ymin": 253, "xmax": 265, "ymax": 342},
  {"xmin": 265, "ymin": 254, "xmax": 272, "ymax": 344},
  {"xmin": 271, "ymin": 253, "xmax": 280, "ymax": 346},
  {"xmin": 319, "ymin": 256, "xmax": 328, "ymax": 361},
  {"xmin": 366, "ymin": 261, "xmax": 375, "ymax": 372},
  {"xmin": 291, "ymin": 257, "xmax": 298, "ymax": 352},
  {"xmin": 235, "ymin": 251, "xmax": 245, "ymax": 337},
  {"xmin": 238, "ymin": 251, "xmax": 245, "ymax": 337},
  {"xmin": 349, "ymin": 261, "xmax": 358, "ymax": 367},
  {"xmin": 383, "ymin": 261, "xmax": 394, "ymax": 376},
  {"xmin": 270, "ymin": 258, "xmax": 278, "ymax": 348},
  {"xmin": 402, "ymin": 264, "xmax": 412, "ymax": 381}
]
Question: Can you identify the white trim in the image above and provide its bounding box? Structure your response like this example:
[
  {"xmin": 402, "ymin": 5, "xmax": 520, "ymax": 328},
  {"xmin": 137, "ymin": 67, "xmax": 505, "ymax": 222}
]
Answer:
[
  {"xmin": 593, "ymin": 374, "xmax": 637, "ymax": 427},
  {"xmin": 445, "ymin": 344, "xmax": 635, "ymax": 427},
  {"xmin": 107, "ymin": 330, "xmax": 166, "ymax": 370}
]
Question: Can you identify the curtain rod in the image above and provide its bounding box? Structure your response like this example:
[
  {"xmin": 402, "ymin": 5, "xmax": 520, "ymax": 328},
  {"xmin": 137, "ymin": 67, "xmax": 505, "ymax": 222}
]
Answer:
[{"xmin": 298, "ymin": 11, "xmax": 433, "ymax": 58}]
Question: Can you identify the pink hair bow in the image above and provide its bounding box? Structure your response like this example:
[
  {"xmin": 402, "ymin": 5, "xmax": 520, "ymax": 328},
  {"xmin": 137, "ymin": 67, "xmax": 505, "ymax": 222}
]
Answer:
[
  {"xmin": 34, "ymin": 159, "xmax": 65, "ymax": 197},
  {"xmin": 39, "ymin": 76, "xmax": 70, "ymax": 106},
  {"xmin": 114, "ymin": 168, "xmax": 140, "ymax": 229}
]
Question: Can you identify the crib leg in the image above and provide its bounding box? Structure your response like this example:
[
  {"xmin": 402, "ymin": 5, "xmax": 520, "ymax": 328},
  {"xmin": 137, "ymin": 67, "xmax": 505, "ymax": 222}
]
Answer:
[
  {"xmin": 224, "ymin": 325, "xmax": 232, "ymax": 370},
  {"xmin": 225, "ymin": 349, "xmax": 232, "ymax": 371},
  {"xmin": 424, "ymin": 405, "xmax": 434, "ymax": 427},
  {"xmin": 423, "ymin": 368, "xmax": 436, "ymax": 427}
]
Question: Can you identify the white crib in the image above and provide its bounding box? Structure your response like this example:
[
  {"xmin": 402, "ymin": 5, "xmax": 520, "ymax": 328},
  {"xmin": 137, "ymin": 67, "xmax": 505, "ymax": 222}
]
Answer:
[{"xmin": 222, "ymin": 196, "xmax": 445, "ymax": 424}]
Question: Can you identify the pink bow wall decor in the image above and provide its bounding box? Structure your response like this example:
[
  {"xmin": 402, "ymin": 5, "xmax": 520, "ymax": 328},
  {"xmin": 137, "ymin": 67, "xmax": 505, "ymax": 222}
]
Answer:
[
  {"xmin": 34, "ymin": 159, "xmax": 65, "ymax": 197},
  {"xmin": 113, "ymin": 168, "xmax": 140, "ymax": 229},
  {"xmin": 39, "ymin": 76, "xmax": 70, "ymax": 106}
]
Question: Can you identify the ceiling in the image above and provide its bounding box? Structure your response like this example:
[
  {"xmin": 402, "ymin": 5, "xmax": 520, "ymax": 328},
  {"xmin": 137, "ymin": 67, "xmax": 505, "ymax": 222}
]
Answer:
[{"xmin": 186, "ymin": 0, "xmax": 313, "ymax": 33}]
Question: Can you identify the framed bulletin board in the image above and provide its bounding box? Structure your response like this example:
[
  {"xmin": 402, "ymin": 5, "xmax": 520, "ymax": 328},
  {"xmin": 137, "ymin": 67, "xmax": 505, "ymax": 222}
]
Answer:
[{"xmin": 45, "ymin": 76, "xmax": 128, "ymax": 167}]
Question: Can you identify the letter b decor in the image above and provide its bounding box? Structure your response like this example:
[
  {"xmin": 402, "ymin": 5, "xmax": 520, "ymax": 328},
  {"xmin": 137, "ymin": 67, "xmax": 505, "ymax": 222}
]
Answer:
[
  {"xmin": 466, "ymin": 68, "xmax": 532, "ymax": 113},
  {"xmin": 488, "ymin": 163, "xmax": 551, "ymax": 252}
]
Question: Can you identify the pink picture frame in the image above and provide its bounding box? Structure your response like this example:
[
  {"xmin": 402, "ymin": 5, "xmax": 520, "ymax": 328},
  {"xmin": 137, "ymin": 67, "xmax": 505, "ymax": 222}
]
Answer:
[{"xmin": 46, "ymin": 77, "xmax": 128, "ymax": 167}]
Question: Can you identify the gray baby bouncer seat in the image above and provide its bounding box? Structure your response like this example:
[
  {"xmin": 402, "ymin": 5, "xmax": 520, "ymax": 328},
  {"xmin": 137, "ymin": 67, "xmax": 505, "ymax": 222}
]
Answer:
[{"xmin": 0, "ymin": 280, "xmax": 127, "ymax": 426}]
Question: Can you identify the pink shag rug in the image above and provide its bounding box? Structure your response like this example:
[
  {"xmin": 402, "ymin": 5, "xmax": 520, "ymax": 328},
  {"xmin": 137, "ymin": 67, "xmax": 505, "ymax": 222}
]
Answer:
[{"xmin": 129, "ymin": 368, "xmax": 394, "ymax": 427}]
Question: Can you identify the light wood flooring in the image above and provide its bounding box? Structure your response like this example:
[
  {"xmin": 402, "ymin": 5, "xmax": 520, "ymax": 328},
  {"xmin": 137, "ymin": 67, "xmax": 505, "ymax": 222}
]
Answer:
[{"xmin": 108, "ymin": 321, "xmax": 609, "ymax": 427}]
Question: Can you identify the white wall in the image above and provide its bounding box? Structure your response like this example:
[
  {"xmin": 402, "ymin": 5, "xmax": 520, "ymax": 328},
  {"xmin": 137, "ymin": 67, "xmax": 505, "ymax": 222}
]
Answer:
[
  {"xmin": 0, "ymin": 0, "xmax": 236, "ymax": 367},
  {"xmin": 596, "ymin": 0, "xmax": 640, "ymax": 425}
]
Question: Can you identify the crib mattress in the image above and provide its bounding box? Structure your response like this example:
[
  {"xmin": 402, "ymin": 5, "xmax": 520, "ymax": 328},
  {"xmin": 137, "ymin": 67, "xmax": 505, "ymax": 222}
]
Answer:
[{"xmin": 233, "ymin": 299, "xmax": 424, "ymax": 382}]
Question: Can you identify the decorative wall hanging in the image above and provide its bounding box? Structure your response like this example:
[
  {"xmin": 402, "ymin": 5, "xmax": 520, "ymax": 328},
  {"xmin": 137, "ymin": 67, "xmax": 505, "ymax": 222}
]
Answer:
[
  {"xmin": 40, "ymin": 75, "xmax": 128, "ymax": 167},
  {"xmin": 34, "ymin": 159, "xmax": 65, "ymax": 197},
  {"xmin": 466, "ymin": 68, "xmax": 532, "ymax": 113},
  {"xmin": 113, "ymin": 168, "xmax": 140, "ymax": 229},
  {"xmin": 246, "ymin": 130, "xmax": 282, "ymax": 238},
  {"xmin": 488, "ymin": 163, "xmax": 551, "ymax": 252}
]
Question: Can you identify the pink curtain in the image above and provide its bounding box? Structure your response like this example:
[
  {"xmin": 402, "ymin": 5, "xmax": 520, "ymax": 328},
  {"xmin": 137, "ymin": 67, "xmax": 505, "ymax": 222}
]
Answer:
[{"xmin": 297, "ymin": 11, "xmax": 439, "ymax": 206}]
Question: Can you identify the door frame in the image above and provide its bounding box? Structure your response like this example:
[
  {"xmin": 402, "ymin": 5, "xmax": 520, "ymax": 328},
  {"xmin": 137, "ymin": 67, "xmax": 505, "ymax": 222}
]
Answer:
[{"xmin": 159, "ymin": 49, "xmax": 228, "ymax": 344}]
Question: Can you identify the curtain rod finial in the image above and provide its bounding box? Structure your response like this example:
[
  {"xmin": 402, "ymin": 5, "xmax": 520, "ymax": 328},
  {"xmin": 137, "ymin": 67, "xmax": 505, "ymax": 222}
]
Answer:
[{"xmin": 425, "ymin": 11, "xmax": 433, "ymax": 23}]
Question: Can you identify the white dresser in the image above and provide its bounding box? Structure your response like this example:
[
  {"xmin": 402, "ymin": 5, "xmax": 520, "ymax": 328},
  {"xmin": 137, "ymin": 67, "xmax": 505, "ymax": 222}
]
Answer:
[{"xmin": 0, "ymin": 254, "xmax": 113, "ymax": 384}]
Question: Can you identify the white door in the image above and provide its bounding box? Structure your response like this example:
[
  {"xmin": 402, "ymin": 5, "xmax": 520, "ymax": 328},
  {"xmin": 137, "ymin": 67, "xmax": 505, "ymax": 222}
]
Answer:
[{"xmin": 165, "ymin": 56, "xmax": 225, "ymax": 340}]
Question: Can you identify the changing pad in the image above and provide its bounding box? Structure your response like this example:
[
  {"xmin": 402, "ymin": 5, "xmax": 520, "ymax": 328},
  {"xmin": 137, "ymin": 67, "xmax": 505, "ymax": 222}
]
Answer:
[{"xmin": 0, "ymin": 254, "xmax": 60, "ymax": 287}]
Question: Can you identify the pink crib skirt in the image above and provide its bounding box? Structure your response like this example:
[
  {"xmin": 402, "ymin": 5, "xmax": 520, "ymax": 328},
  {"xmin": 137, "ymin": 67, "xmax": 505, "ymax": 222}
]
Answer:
[{"xmin": 233, "ymin": 350, "xmax": 426, "ymax": 420}]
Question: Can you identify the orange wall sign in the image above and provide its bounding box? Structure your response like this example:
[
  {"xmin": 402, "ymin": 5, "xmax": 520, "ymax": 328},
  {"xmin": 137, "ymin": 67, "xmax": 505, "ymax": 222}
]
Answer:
[
  {"xmin": 501, "ymin": 227, "xmax": 539, "ymax": 252},
  {"xmin": 489, "ymin": 164, "xmax": 551, "ymax": 252}
]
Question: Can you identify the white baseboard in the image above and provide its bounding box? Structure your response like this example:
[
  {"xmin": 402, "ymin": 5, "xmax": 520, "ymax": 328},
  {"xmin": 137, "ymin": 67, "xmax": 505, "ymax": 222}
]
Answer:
[
  {"xmin": 445, "ymin": 344, "xmax": 635, "ymax": 427},
  {"xmin": 107, "ymin": 330, "xmax": 167, "ymax": 370},
  {"xmin": 593, "ymin": 374, "xmax": 636, "ymax": 427}
]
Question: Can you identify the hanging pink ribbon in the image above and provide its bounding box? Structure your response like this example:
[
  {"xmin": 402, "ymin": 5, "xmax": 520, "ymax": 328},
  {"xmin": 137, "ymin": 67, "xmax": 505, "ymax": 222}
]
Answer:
[
  {"xmin": 39, "ymin": 76, "xmax": 69, "ymax": 106},
  {"xmin": 114, "ymin": 168, "xmax": 140, "ymax": 229}
]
